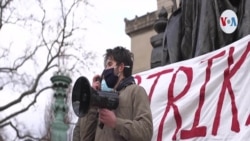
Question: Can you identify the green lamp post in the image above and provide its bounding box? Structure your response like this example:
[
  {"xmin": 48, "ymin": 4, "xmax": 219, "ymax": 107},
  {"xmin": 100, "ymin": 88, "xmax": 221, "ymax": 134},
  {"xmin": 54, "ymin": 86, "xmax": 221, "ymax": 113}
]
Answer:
[{"xmin": 50, "ymin": 71, "xmax": 72, "ymax": 141}]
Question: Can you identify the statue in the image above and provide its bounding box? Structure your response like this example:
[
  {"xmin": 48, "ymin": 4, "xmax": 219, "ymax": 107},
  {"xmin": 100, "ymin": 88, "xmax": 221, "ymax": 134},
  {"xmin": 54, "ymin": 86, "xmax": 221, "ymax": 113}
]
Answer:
[{"xmin": 161, "ymin": 0, "xmax": 250, "ymax": 65}]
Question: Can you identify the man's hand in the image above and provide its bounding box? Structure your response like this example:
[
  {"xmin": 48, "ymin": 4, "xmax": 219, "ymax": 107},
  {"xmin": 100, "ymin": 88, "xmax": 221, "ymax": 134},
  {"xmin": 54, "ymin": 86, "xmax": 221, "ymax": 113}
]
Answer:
[
  {"xmin": 92, "ymin": 75, "xmax": 101, "ymax": 90},
  {"xmin": 99, "ymin": 109, "xmax": 116, "ymax": 128}
]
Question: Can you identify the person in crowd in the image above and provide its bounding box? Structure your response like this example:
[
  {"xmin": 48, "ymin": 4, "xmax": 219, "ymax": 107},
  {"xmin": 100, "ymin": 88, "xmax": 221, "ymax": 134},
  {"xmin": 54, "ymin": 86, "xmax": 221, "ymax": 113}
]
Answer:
[{"xmin": 73, "ymin": 46, "xmax": 153, "ymax": 141}]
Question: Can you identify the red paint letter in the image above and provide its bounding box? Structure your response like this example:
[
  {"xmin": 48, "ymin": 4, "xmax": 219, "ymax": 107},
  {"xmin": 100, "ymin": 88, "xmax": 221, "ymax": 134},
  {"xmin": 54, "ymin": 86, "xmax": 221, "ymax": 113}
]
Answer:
[
  {"xmin": 147, "ymin": 68, "xmax": 174, "ymax": 103},
  {"xmin": 245, "ymin": 114, "xmax": 250, "ymax": 126},
  {"xmin": 134, "ymin": 75, "xmax": 142, "ymax": 85},
  {"xmin": 181, "ymin": 50, "xmax": 225, "ymax": 139},
  {"xmin": 157, "ymin": 67, "xmax": 193, "ymax": 141},
  {"xmin": 213, "ymin": 43, "xmax": 250, "ymax": 135}
]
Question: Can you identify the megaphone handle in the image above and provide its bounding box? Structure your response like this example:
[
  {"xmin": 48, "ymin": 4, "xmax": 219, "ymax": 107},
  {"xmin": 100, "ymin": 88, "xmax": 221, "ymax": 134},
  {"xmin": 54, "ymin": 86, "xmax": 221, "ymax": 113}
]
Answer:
[{"xmin": 99, "ymin": 122, "xmax": 104, "ymax": 129}]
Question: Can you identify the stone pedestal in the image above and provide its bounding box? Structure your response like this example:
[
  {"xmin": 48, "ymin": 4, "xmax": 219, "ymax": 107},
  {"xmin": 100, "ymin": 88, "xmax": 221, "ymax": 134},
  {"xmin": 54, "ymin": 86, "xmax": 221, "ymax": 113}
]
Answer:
[{"xmin": 150, "ymin": 7, "xmax": 168, "ymax": 68}]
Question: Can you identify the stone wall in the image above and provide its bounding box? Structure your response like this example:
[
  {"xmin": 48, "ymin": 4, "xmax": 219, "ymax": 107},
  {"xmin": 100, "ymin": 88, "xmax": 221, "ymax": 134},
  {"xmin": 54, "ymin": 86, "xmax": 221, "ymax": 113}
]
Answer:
[{"xmin": 125, "ymin": 0, "xmax": 181, "ymax": 74}]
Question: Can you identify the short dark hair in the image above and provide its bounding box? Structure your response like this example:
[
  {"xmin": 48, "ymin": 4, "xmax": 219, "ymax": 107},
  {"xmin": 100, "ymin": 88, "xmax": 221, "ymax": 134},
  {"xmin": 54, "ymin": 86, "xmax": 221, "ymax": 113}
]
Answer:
[{"xmin": 104, "ymin": 46, "xmax": 134, "ymax": 77}]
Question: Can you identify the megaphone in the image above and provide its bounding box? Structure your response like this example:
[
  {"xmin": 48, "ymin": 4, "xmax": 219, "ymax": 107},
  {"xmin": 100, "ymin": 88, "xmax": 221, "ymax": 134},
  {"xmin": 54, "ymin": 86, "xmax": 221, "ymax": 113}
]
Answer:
[{"xmin": 72, "ymin": 76, "xmax": 119, "ymax": 118}]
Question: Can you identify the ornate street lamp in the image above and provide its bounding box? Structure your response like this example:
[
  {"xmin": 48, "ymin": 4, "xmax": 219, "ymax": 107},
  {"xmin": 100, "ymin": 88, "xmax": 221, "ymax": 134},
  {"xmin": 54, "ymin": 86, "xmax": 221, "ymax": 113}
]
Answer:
[{"xmin": 50, "ymin": 70, "xmax": 72, "ymax": 141}]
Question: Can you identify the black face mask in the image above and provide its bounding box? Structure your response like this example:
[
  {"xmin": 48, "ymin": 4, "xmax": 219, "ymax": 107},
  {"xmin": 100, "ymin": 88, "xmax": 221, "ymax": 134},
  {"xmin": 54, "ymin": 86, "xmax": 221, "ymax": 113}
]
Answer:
[{"xmin": 102, "ymin": 68, "xmax": 119, "ymax": 88}]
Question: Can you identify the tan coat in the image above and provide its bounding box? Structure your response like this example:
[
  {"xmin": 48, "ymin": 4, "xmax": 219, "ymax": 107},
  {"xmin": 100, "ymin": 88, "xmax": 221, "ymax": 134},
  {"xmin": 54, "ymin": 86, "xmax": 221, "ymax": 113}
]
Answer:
[{"xmin": 73, "ymin": 84, "xmax": 153, "ymax": 141}]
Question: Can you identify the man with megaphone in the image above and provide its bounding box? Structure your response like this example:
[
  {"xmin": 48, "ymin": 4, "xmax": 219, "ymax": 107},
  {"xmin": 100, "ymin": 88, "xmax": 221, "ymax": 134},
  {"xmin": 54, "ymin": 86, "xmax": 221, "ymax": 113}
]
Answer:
[{"xmin": 72, "ymin": 46, "xmax": 153, "ymax": 141}]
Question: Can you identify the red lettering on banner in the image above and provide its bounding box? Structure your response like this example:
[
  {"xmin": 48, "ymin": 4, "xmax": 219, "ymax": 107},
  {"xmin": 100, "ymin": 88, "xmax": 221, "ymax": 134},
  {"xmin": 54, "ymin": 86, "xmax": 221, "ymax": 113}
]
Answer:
[
  {"xmin": 134, "ymin": 75, "xmax": 142, "ymax": 85},
  {"xmin": 157, "ymin": 67, "xmax": 193, "ymax": 141},
  {"xmin": 136, "ymin": 41, "xmax": 250, "ymax": 140},
  {"xmin": 212, "ymin": 43, "xmax": 250, "ymax": 135},
  {"xmin": 146, "ymin": 69, "xmax": 174, "ymax": 103},
  {"xmin": 245, "ymin": 114, "xmax": 250, "ymax": 126},
  {"xmin": 180, "ymin": 51, "xmax": 226, "ymax": 139}
]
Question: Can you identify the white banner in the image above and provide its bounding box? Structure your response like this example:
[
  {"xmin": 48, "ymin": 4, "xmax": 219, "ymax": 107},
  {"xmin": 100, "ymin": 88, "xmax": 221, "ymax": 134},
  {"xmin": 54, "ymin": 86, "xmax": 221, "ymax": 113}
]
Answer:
[{"xmin": 135, "ymin": 35, "xmax": 250, "ymax": 141}]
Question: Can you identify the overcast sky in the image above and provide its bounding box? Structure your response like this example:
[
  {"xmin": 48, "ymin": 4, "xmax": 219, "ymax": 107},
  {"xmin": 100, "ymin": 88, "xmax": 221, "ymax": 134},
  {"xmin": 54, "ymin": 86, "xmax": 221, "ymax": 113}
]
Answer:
[
  {"xmin": 80, "ymin": 0, "xmax": 158, "ymax": 80},
  {"xmin": 84, "ymin": 0, "xmax": 157, "ymax": 55}
]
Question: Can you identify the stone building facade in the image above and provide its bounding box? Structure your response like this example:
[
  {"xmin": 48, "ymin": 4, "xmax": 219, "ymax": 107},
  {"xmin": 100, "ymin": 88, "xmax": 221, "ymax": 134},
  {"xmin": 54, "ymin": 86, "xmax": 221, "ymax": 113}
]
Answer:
[{"xmin": 125, "ymin": 0, "xmax": 180, "ymax": 74}]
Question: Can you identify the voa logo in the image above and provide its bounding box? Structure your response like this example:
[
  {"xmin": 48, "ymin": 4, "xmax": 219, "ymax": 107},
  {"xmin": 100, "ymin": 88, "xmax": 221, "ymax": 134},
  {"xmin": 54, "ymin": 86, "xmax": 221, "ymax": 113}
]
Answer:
[{"xmin": 220, "ymin": 9, "xmax": 238, "ymax": 34}]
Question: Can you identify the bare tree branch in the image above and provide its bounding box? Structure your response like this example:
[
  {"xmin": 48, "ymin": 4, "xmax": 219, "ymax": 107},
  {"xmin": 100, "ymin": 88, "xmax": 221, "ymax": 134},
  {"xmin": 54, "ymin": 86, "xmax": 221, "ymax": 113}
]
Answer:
[
  {"xmin": 0, "ymin": 51, "xmax": 57, "ymax": 111},
  {"xmin": 0, "ymin": 121, "xmax": 49, "ymax": 141},
  {"xmin": 0, "ymin": 0, "xmax": 97, "ymax": 140},
  {"xmin": 0, "ymin": 44, "xmax": 43, "ymax": 73},
  {"xmin": 0, "ymin": 0, "xmax": 14, "ymax": 29},
  {"xmin": 0, "ymin": 86, "xmax": 51, "ymax": 124}
]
